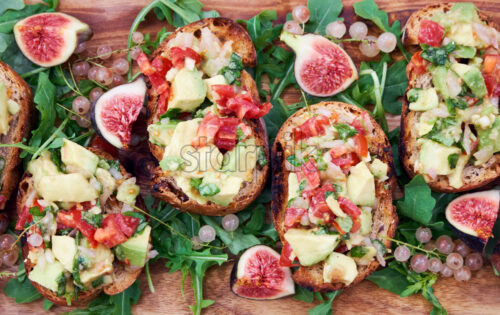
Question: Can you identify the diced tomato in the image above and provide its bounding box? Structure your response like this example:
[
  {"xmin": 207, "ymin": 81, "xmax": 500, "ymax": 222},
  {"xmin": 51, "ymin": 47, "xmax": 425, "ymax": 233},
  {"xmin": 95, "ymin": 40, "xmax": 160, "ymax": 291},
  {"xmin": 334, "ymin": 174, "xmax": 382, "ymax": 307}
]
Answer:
[
  {"xmin": 94, "ymin": 214, "xmax": 139, "ymax": 248},
  {"xmin": 70, "ymin": 201, "xmax": 93, "ymax": 211},
  {"xmin": 136, "ymin": 52, "xmax": 155, "ymax": 76},
  {"xmin": 214, "ymin": 118, "xmax": 239, "ymax": 151},
  {"xmin": 157, "ymin": 92, "xmax": 169, "ymax": 118},
  {"xmin": 90, "ymin": 135, "xmax": 119, "ymax": 158},
  {"xmin": 351, "ymin": 218, "xmax": 361, "ymax": 233},
  {"xmin": 279, "ymin": 242, "xmax": 299, "ymax": 267},
  {"xmin": 296, "ymin": 160, "xmax": 321, "ymax": 191},
  {"xmin": 418, "ymin": 19, "xmax": 444, "ymax": 47},
  {"xmin": 149, "ymin": 73, "xmax": 169, "ymax": 94},
  {"xmin": 328, "ymin": 145, "xmax": 348, "ymax": 158},
  {"xmin": 483, "ymin": 72, "xmax": 500, "ymax": 97},
  {"xmin": 337, "ymin": 196, "xmax": 361, "ymax": 219},
  {"xmin": 16, "ymin": 205, "xmax": 33, "ymax": 230},
  {"xmin": 305, "ymin": 183, "xmax": 336, "ymax": 223},
  {"xmin": 293, "ymin": 115, "xmax": 330, "ymax": 141},
  {"xmin": 211, "ymin": 85, "xmax": 236, "ymax": 108},
  {"xmin": 407, "ymin": 52, "xmax": 428, "ymax": 76},
  {"xmin": 284, "ymin": 208, "xmax": 307, "ymax": 229},
  {"xmin": 484, "ymin": 55, "xmax": 499, "ymax": 74},
  {"xmin": 151, "ymin": 56, "xmax": 172, "ymax": 77},
  {"xmin": 192, "ymin": 112, "xmax": 221, "ymax": 148},
  {"xmin": 335, "ymin": 244, "xmax": 348, "ymax": 253},
  {"xmin": 330, "ymin": 152, "xmax": 360, "ymax": 172},
  {"xmin": 350, "ymin": 118, "xmax": 365, "ymax": 135},
  {"xmin": 170, "ymin": 47, "xmax": 201, "ymax": 68},
  {"xmin": 57, "ymin": 210, "xmax": 97, "ymax": 247},
  {"xmin": 353, "ymin": 134, "xmax": 368, "ymax": 158}
]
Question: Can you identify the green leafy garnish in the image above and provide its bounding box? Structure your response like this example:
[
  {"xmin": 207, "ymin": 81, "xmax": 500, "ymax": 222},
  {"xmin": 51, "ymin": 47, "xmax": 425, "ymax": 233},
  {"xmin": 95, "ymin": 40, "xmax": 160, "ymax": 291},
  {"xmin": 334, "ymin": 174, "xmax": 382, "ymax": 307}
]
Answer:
[
  {"xmin": 445, "ymin": 98, "xmax": 468, "ymax": 116},
  {"xmin": 420, "ymin": 42, "xmax": 456, "ymax": 66},
  {"xmin": 424, "ymin": 117, "xmax": 457, "ymax": 147},
  {"xmin": 81, "ymin": 211, "xmax": 103, "ymax": 228},
  {"xmin": 350, "ymin": 246, "xmax": 369, "ymax": 258},
  {"xmin": 257, "ymin": 146, "xmax": 268, "ymax": 166},
  {"xmin": 448, "ymin": 153, "xmax": 459, "ymax": 169},
  {"xmin": 395, "ymin": 175, "xmax": 436, "ymax": 225},
  {"xmin": 219, "ymin": 52, "xmax": 244, "ymax": 85},
  {"xmin": 334, "ymin": 123, "xmax": 358, "ymax": 140},
  {"xmin": 159, "ymin": 108, "xmax": 182, "ymax": 120},
  {"xmin": 287, "ymin": 154, "xmax": 303, "ymax": 167}
]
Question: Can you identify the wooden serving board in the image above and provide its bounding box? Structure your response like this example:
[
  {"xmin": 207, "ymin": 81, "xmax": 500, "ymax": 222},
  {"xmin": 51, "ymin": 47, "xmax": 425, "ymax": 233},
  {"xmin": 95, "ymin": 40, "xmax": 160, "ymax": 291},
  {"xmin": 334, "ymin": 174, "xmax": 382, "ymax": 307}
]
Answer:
[{"xmin": 1, "ymin": 0, "xmax": 500, "ymax": 314}]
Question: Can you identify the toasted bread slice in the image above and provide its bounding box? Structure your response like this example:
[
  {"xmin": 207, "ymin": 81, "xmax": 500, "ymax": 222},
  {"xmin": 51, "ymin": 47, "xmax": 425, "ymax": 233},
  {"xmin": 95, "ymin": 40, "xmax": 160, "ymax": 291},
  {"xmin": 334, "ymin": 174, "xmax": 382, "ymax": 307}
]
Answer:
[
  {"xmin": 271, "ymin": 101, "xmax": 398, "ymax": 292},
  {"xmin": 0, "ymin": 61, "xmax": 32, "ymax": 209},
  {"xmin": 400, "ymin": 4, "xmax": 500, "ymax": 193},
  {"xmin": 146, "ymin": 18, "xmax": 268, "ymax": 216},
  {"xmin": 17, "ymin": 148, "xmax": 146, "ymax": 306}
]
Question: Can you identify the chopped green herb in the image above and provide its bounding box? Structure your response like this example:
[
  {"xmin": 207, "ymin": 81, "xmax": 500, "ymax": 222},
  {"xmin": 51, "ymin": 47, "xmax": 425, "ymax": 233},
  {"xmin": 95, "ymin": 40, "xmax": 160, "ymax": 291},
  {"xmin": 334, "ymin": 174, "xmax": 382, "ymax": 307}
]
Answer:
[
  {"xmin": 325, "ymin": 190, "xmax": 337, "ymax": 199},
  {"xmin": 445, "ymin": 98, "xmax": 468, "ymax": 116},
  {"xmin": 334, "ymin": 123, "xmax": 358, "ymax": 141},
  {"xmin": 257, "ymin": 147, "xmax": 268, "ymax": 166},
  {"xmin": 407, "ymin": 88, "xmax": 421, "ymax": 102},
  {"xmin": 424, "ymin": 117, "xmax": 457, "ymax": 147},
  {"xmin": 298, "ymin": 179, "xmax": 307, "ymax": 194},
  {"xmin": 56, "ymin": 273, "xmax": 66, "ymax": 296},
  {"xmin": 287, "ymin": 154, "xmax": 303, "ymax": 167},
  {"xmin": 448, "ymin": 153, "xmax": 459, "ymax": 169},
  {"xmin": 350, "ymin": 246, "xmax": 369, "ymax": 258},
  {"xmin": 91, "ymin": 276, "xmax": 104, "ymax": 289},
  {"xmin": 420, "ymin": 42, "xmax": 456, "ymax": 66},
  {"xmin": 198, "ymin": 183, "xmax": 220, "ymax": 197},
  {"xmin": 81, "ymin": 211, "xmax": 102, "ymax": 228},
  {"xmin": 219, "ymin": 53, "xmax": 244, "ymax": 85},
  {"xmin": 159, "ymin": 108, "xmax": 182, "ymax": 120}
]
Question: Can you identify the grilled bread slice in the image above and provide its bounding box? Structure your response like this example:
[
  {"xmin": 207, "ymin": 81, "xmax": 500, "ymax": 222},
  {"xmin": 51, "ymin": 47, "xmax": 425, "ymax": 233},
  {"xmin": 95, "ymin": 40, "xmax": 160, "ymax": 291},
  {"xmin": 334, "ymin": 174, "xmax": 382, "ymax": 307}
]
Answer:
[
  {"xmin": 146, "ymin": 18, "xmax": 269, "ymax": 216},
  {"xmin": 0, "ymin": 61, "xmax": 32, "ymax": 209},
  {"xmin": 272, "ymin": 101, "xmax": 397, "ymax": 292},
  {"xmin": 17, "ymin": 148, "xmax": 145, "ymax": 306},
  {"xmin": 400, "ymin": 3, "xmax": 500, "ymax": 192}
]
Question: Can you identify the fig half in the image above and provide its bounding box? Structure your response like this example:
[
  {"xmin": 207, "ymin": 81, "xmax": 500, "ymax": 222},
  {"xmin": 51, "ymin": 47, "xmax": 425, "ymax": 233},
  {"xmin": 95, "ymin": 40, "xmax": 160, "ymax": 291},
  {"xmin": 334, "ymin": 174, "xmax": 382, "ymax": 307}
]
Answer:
[
  {"xmin": 230, "ymin": 245, "xmax": 295, "ymax": 300},
  {"xmin": 446, "ymin": 190, "xmax": 500, "ymax": 252},
  {"xmin": 91, "ymin": 78, "xmax": 146, "ymax": 149},
  {"xmin": 280, "ymin": 31, "xmax": 357, "ymax": 97},
  {"xmin": 13, "ymin": 12, "xmax": 92, "ymax": 67}
]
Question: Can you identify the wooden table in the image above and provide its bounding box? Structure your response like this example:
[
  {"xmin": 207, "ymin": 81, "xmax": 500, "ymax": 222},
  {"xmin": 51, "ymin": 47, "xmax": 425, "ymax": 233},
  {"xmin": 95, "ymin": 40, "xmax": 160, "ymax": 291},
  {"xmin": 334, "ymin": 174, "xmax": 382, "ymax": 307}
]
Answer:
[{"xmin": 1, "ymin": 0, "xmax": 500, "ymax": 314}]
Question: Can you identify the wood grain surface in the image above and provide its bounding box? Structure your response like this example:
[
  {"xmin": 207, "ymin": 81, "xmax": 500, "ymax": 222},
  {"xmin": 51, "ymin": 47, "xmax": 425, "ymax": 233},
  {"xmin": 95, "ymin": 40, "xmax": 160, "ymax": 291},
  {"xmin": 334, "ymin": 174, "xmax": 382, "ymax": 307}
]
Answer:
[{"xmin": 1, "ymin": 0, "xmax": 500, "ymax": 314}]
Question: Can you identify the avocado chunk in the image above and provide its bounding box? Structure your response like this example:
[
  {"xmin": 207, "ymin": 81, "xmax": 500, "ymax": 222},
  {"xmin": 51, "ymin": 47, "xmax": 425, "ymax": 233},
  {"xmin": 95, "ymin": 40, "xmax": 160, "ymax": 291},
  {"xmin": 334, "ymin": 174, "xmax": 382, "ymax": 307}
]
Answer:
[
  {"xmin": 430, "ymin": 67, "xmax": 450, "ymax": 99},
  {"xmin": 359, "ymin": 208, "xmax": 373, "ymax": 236},
  {"xmin": 0, "ymin": 82, "xmax": 10, "ymax": 135},
  {"xmin": 181, "ymin": 144, "xmax": 223, "ymax": 177},
  {"xmin": 409, "ymin": 88, "xmax": 439, "ymax": 111},
  {"xmin": 448, "ymin": 154, "xmax": 469, "ymax": 189},
  {"xmin": 284, "ymin": 229, "xmax": 340, "ymax": 266},
  {"xmin": 323, "ymin": 252, "xmax": 358, "ymax": 285},
  {"xmin": 52, "ymin": 235, "xmax": 77, "ymax": 272},
  {"xmin": 349, "ymin": 246, "xmax": 377, "ymax": 266},
  {"xmin": 78, "ymin": 243, "xmax": 114, "ymax": 286},
  {"xmin": 29, "ymin": 258, "xmax": 66, "ymax": 292},
  {"xmin": 115, "ymin": 225, "xmax": 151, "ymax": 267},
  {"xmin": 37, "ymin": 173, "xmax": 98, "ymax": 203},
  {"xmin": 369, "ymin": 158, "xmax": 388, "ymax": 180},
  {"xmin": 28, "ymin": 151, "xmax": 61, "ymax": 187},
  {"xmin": 168, "ymin": 68, "xmax": 206, "ymax": 112},
  {"xmin": 204, "ymin": 74, "xmax": 227, "ymax": 102},
  {"xmin": 116, "ymin": 179, "xmax": 140, "ymax": 205},
  {"xmin": 452, "ymin": 46, "xmax": 477, "ymax": 59},
  {"xmin": 201, "ymin": 172, "xmax": 243, "ymax": 206},
  {"xmin": 221, "ymin": 139, "xmax": 258, "ymax": 181},
  {"xmin": 287, "ymin": 173, "xmax": 300, "ymax": 201},
  {"xmin": 326, "ymin": 195, "xmax": 346, "ymax": 217},
  {"xmin": 173, "ymin": 175, "xmax": 209, "ymax": 204},
  {"xmin": 347, "ymin": 162, "xmax": 375, "ymax": 207},
  {"xmin": 147, "ymin": 120, "xmax": 178, "ymax": 147},
  {"xmin": 95, "ymin": 168, "xmax": 116, "ymax": 196},
  {"xmin": 418, "ymin": 139, "xmax": 461, "ymax": 176},
  {"xmin": 162, "ymin": 119, "xmax": 201, "ymax": 159},
  {"xmin": 477, "ymin": 116, "xmax": 500, "ymax": 152},
  {"xmin": 452, "ymin": 63, "xmax": 487, "ymax": 97},
  {"xmin": 61, "ymin": 139, "xmax": 99, "ymax": 176}
]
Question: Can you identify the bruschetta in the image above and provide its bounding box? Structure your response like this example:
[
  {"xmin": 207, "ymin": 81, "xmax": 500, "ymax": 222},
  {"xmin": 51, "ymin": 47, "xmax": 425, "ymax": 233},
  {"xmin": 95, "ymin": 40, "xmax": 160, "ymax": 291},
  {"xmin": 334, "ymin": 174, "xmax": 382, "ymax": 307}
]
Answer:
[
  {"xmin": 16, "ymin": 140, "xmax": 152, "ymax": 306},
  {"xmin": 271, "ymin": 101, "xmax": 397, "ymax": 291},
  {"xmin": 141, "ymin": 18, "xmax": 270, "ymax": 216},
  {"xmin": 0, "ymin": 61, "xmax": 32, "ymax": 209},
  {"xmin": 401, "ymin": 2, "xmax": 500, "ymax": 192}
]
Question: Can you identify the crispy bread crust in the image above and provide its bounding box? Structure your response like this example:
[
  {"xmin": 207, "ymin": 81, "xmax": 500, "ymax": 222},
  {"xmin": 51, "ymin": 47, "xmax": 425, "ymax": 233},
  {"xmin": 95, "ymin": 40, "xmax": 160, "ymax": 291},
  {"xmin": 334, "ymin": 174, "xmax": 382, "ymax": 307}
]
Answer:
[
  {"xmin": 17, "ymin": 148, "xmax": 144, "ymax": 306},
  {"xmin": 0, "ymin": 61, "xmax": 32, "ymax": 209},
  {"xmin": 271, "ymin": 101, "xmax": 398, "ymax": 292},
  {"xmin": 400, "ymin": 3, "xmax": 500, "ymax": 192},
  {"xmin": 146, "ymin": 18, "xmax": 268, "ymax": 216}
]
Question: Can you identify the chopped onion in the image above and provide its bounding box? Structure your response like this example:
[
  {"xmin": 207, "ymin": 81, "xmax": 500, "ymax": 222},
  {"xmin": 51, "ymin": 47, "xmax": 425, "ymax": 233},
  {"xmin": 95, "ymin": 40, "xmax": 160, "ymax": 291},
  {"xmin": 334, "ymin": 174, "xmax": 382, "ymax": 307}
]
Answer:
[
  {"xmin": 200, "ymin": 27, "xmax": 222, "ymax": 59},
  {"xmin": 45, "ymin": 249, "xmax": 55, "ymax": 264},
  {"xmin": 90, "ymin": 177, "xmax": 101, "ymax": 191},
  {"xmin": 363, "ymin": 115, "xmax": 374, "ymax": 133},
  {"xmin": 290, "ymin": 197, "xmax": 309, "ymax": 209},
  {"xmin": 25, "ymin": 191, "xmax": 36, "ymax": 209},
  {"xmin": 316, "ymin": 108, "xmax": 332, "ymax": 117},
  {"xmin": 463, "ymin": 125, "xmax": 473, "ymax": 155},
  {"xmin": 491, "ymin": 97, "xmax": 499, "ymax": 106},
  {"xmin": 300, "ymin": 214, "xmax": 310, "ymax": 226},
  {"xmin": 442, "ymin": 37, "xmax": 451, "ymax": 45},
  {"xmin": 37, "ymin": 254, "xmax": 46, "ymax": 270},
  {"xmin": 184, "ymin": 57, "xmax": 195, "ymax": 71},
  {"xmin": 121, "ymin": 203, "xmax": 133, "ymax": 213},
  {"xmin": 40, "ymin": 212, "xmax": 53, "ymax": 226},
  {"xmin": 446, "ymin": 72, "xmax": 462, "ymax": 98},
  {"xmin": 372, "ymin": 241, "xmax": 386, "ymax": 267},
  {"xmin": 165, "ymin": 67, "xmax": 178, "ymax": 82},
  {"xmin": 430, "ymin": 107, "xmax": 449, "ymax": 118},
  {"xmin": 362, "ymin": 237, "xmax": 372, "ymax": 247},
  {"xmin": 474, "ymin": 146, "xmax": 493, "ymax": 165},
  {"xmin": 69, "ymin": 229, "xmax": 78, "ymax": 237},
  {"xmin": 78, "ymin": 246, "xmax": 96, "ymax": 258},
  {"xmin": 148, "ymin": 250, "xmax": 159, "ymax": 260},
  {"xmin": 27, "ymin": 233, "xmax": 43, "ymax": 247},
  {"xmin": 338, "ymin": 112, "xmax": 354, "ymax": 124},
  {"xmin": 109, "ymin": 167, "xmax": 123, "ymax": 180},
  {"xmin": 473, "ymin": 23, "xmax": 498, "ymax": 49},
  {"xmin": 427, "ymin": 167, "xmax": 437, "ymax": 180}
]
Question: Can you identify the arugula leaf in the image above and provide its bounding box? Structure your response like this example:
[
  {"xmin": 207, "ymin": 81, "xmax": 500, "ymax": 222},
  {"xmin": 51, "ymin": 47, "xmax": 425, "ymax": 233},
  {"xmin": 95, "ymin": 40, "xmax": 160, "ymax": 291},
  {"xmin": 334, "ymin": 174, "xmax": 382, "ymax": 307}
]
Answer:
[
  {"xmin": 307, "ymin": 291, "xmax": 342, "ymax": 315},
  {"xmin": 43, "ymin": 299, "xmax": 54, "ymax": 311},
  {"xmin": 396, "ymin": 175, "xmax": 436, "ymax": 225},
  {"xmin": 367, "ymin": 267, "xmax": 411, "ymax": 295},
  {"xmin": 198, "ymin": 183, "xmax": 220, "ymax": 197},
  {"xmin": 334, "ymin": 123, "xmax": 358, "ymax": 140},
  {"xmin": 353, "ymin": 0, "xmax": 411, "ymax": 61},
  {"xmin": 110, "ymin": 280, "xmax": 141, "ymax": 315},
  {"xmin": 382, "ymin": 60, "xmax": 408, "ymax": 114},
  {"xmin": 305, "ymin": 0, "xmax": 343, "ymax": 35},
  {"xmin": 4, "ymin": 262, "xmax": 42, "ymax": 303},
  {"xmin": 29, "ymin": 72, "xmax": 57, "ymax": 149},
  {"xmin": 294, "ymin": 285, "xmax": 315, "ymax": 303},
  {"xmin": 421, "ymin": 42, "xmax": 456, "ymax": 66},
  {"xmin": 0, "ymin": 0, "xmax": 25, "ymax": 16},
  {"xmin": 159, "ymin": 108, "xmax": 182, "ymax": 119}
]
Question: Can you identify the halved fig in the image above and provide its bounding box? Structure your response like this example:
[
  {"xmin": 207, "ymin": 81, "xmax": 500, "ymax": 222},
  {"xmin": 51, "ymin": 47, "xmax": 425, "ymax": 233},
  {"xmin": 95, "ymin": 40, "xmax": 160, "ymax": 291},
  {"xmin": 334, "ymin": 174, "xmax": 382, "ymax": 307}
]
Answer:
[
  {"xmin": 13, "ymin": 12, "xmax": 92, "ymax": 67},
  {"xmin": 91, "ymin": 78, "xmax": 146, "ymax": 149},
  {"xmin": 280, "ymin": 31, "xmax": 357, "ymax": 97},
  {"xmin": 230, "ymin": 245, "xmax": 295, "ymax": 300},
  {"xmin": 446, "ymin": 190, "xmax": 500, "ymax": 252}
]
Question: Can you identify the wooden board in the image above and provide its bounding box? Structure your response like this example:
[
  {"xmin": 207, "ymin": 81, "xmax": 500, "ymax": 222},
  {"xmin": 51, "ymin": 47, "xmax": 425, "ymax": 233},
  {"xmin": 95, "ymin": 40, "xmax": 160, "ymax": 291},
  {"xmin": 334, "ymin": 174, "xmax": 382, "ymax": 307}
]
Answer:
[{"xmin": 1, "ymin": 0, "xmax": 500, "ymax": 314}]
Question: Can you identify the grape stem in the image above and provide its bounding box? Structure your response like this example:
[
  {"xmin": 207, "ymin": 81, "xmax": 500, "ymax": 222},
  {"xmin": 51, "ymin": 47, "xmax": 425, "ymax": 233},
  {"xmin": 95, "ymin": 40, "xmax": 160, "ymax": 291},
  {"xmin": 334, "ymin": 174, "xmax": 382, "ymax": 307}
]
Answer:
[
  {"xmin": 20, "ymin": 67, "xmax": 47, "ymax": 79},
  {"xmin": 56, "ymin": 103, "xmax": 91, "ymax": 123},
  {"xmin": 382, "ymin": 236, "xmax": 446, "ymax": 258},
  {"xmin": 85, "ymin": 48, "xmax": 131, "ymax": 62},
  {"xmin": 326, "ymin": 36, "xmax": 370, "ymax": 44},
  {"xmin": 145, "ymin": 262, "xmax": 155, "ymax": 293}
]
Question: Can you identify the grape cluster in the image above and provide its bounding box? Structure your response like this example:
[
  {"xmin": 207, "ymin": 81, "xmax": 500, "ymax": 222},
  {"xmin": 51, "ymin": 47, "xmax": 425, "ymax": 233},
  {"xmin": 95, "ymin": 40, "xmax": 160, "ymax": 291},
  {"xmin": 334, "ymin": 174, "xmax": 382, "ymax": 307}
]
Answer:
[
  {"xmin": 70, "ymin": 31, "xmax": 144, "ymax": 127},
  {"xmin": 394, "ymin": 227, "xmax": 483, "ymax": 282},
  {"xmin": 0, "ymin": 214, "xmax": 19, "ymax": 268},
  {"xmin": 190, "ymin": 214, "xmax": 240, "ymax": 249}
]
